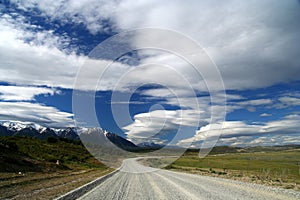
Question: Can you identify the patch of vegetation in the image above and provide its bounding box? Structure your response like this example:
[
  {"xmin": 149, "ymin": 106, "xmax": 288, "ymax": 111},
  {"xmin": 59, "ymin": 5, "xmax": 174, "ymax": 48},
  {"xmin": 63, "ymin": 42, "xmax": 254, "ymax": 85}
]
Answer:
[
  {"xmin": 0, "ymin": 136, "xmax": 107, "ymax": 172},
  {"xmin": 165, "ymin": 147, "xmax": 300, "ymax": 191},
  {"xmin": 0, "ymin": 136, "xmax": 112, "ymax": 199}
]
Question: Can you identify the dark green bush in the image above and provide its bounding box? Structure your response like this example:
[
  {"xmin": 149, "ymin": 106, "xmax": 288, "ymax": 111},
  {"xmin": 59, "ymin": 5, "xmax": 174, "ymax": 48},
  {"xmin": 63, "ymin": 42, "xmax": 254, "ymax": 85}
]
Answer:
[{"xmin": 47, "ymin": 137, "xmax": 58, "ymax": 143}]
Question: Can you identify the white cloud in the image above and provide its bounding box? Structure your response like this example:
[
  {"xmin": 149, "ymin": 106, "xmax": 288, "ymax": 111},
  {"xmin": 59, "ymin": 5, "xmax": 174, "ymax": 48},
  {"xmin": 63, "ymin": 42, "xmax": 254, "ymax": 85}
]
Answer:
[
  {"xmin": 2, "ymin": 0, "xmax": 300, "ymax": 136},
  {"xmin": 11, "ymin": 0, "xmax": 116, "ymax": 34},
  {"xmin": 260, "ymin": 113, "xmax": 272, "ymax": 117},
  {"xmin": 178, "ymin": 114, "xmax": 300, "ymax": 147},
  {"xmin": 0, "ymin": 14, "xmax": 133, "ymax": 91},
  {"xmin": 7, "ymin": 0, "xmax": 300, "ymax": 91},
  {"xmin": 217, "ymin": 134, "xmax": 300, "ymax": 147},
  {"xmin": 269, "ymin": 92, "xmax": 300, "ymax": 109},
  {"xmin": 0, "ymin": 102, "xmax": 74, "ymax": 127},
  {"xmin": 199, "ymin": 121, "xmax": 260, "ymax": 140},
  {"xmin": 3, "ymin": 1, "xmax": 300, "ymax": 93},
  {"xmin": 246, "ymin": 135, "xmax": 300, "ymax": 146},
  {"xmin": 279, "ymin": 97, "xmax": 300, "ymax": 107},
  {"xmin": 281, "ymin": 92, "xmax": 300, "ymax": 98},
  {"xmin": 261, "ymin": 114, "xmax": 300, "ymax": 134},
  {"xmin": 237, "ymin": 99, "xmax": 273, "ymax": 106},
  {"xmin": 230, "ymin": 98, "xmax": 273, "ymax": 112},
  {"xmin": 131, "ymin": 93, "xmax": 300, "ymax": 146},
  {"xmin": 0, "ymin": 15, "xmax": 83, "ymax": 88},
  {"xmin": 123, "ymin": 109, "xmax": 205, "ymax": 143},
  {"xmin": 114, "ymin": 0, "xmax": 300, "ymax": 90},
  {"xmin": 121, "ymin": 87, "xmax": 232, "ymax": 144},
  {"xmin": 0, "ymin": 85, "xmax": 57, "ymax": 101}
]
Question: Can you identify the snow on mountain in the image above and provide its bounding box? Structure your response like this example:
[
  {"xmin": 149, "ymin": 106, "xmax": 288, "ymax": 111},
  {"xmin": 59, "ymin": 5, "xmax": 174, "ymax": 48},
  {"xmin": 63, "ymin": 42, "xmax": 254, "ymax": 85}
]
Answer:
[
  {"xmin": 0, "ymin": 121, "xmax": 43, "ymax": 132},
  {"xmin": 0, "ymin": 121, "xmax": 142, "ymax": 150},
  {"xmin": 57, "ymin": 127, "xmax": 79, "ymax": 140},
  {"xmin": 137, "ymin": 142, "xmax": 164, "ymax": 149},
  {"xmin": 0, "ymin": 121, "xmax": 74, "ymax": 139},
  {"xmin": 39, "ymin": 127, "xmax": 58, "ymax": 140}
]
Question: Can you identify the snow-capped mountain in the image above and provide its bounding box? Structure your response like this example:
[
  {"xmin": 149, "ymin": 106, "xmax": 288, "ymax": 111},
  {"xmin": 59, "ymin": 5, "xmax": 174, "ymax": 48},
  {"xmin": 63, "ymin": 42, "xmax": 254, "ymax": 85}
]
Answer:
[
  {"xmin": 56, "ymin": 127, "xmax": 79, "ymax": 141},
  {"xmin": 0, "ymin": 121, "xmax": 78, "ymax": 140},
  {"xmin": 0, "ymin": 121, "xmax": 139, "ymax": 151},
  {"xmin": 1, "ymin": 121, "xmax": 43, "ymax": 132},
  {"xmin": 0, "ymin": 121, "xmax": 167, "ymax": 151},
  {"xmin": 137, "ymin": 142, "xmax": 164, "ymax": 149},
  {"xmin": 39, "ymin": 127, "xmax": 59, "ymax": 140}
]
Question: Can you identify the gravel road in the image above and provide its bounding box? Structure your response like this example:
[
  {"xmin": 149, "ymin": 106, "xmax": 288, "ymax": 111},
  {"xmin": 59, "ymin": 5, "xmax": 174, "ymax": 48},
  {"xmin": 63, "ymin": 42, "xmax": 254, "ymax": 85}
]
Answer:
[{"xmin": 78, "ymin": 158, "xmax": 300, "ymax": 200}]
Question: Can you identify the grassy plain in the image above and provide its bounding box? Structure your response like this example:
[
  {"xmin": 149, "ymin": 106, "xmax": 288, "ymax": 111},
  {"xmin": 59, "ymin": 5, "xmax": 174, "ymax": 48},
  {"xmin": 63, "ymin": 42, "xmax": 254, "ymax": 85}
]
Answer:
[{"xmin": 164, "ymin": 147, "xmax": 300, "ymax": 191}]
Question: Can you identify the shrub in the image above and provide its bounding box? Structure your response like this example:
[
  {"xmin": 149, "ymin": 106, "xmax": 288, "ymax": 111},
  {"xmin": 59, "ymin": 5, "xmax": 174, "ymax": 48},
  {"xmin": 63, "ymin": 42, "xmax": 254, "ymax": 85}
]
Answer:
[{"xmin": 47, "ymin": 137, "xmax": 58, "ymax": 143}]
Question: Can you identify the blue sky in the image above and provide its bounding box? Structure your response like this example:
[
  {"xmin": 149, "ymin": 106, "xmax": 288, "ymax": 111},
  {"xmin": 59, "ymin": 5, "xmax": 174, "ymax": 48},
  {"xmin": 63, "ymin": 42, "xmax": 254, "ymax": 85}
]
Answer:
[{"xmin": 0, "ymin": 0, "xmax": 300, "ymax": 147}]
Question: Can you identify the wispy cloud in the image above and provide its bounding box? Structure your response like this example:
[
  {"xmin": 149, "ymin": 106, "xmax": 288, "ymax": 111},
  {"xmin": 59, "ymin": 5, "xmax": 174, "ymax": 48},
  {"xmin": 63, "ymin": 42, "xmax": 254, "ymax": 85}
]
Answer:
[
  {"xmin": 237, "ymin": 99, "xmax": 273, "ymax": 106},
  {"xmin": 123, "ymin": 109, "xmax": 206, "ymax": 143},
  {"xmin": 5, "ymin": 0, "xmax": 300, "ymax": 91},
  {"xmin": 278, "ymin": 97, "xmax": 300, "ymax": 107},
  {"xmin": 0, "ymin": 14, "xmax": 84, "ymax": 88},
  {"xmin": 178, "ymin": 114, "xmax": 300, "ymax": 147},
  {"xmin": 260, "ymin": 113, "xmax": 272, "ymax": 117},
  {"xmin": 0, "ymin": 85, "xmax": 58, "ymax": 101},
  {"xmin": 0, "ymin": 102, "xmax": 74, "ymax": 127}
]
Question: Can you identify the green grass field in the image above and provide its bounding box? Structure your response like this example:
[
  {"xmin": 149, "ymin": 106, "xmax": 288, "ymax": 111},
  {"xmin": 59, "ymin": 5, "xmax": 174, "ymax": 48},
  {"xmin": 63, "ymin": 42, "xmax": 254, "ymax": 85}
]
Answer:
[
  {"xmin": 0, "ymin": 136, "xmax": 108, "ymax": 171},
  {"xmin": 0, "ymin": 136, "xmax": 111, "ymax": 199},
  {"xmin": 165, "ymin": 148, "xmax": 300, "ymax": 190}
]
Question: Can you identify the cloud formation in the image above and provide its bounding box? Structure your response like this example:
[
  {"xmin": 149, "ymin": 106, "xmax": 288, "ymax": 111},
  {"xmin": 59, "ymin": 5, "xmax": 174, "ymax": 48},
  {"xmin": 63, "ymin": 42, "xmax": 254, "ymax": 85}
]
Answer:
[
  {"xmin": 0, "ymin": 85, "xmax": 57, "ymax": 101},
  {"xmin": 123, "ymin": 109, "xmax": 205, "ymax": 143},
  {"xmin": 0, "ymin": 102, "xmax": 74, "ymax": 127},
  {"xmin": 260, "ymin": 113, "xmax": 272, "ymax": 117},
  {"xmin": 1, "ymin": 1, "xmax": 300, "ymax": 147},
  {"xmin": 178, "ymin": 114, "xmax": 300, "ymax": 147},
  {"xmin": 5, "ymin": 0, "xmax": 300, "ymax": 91},
  {"xmin": 0, "ymin": 14, "xmax": 84, "ymax": 88}
]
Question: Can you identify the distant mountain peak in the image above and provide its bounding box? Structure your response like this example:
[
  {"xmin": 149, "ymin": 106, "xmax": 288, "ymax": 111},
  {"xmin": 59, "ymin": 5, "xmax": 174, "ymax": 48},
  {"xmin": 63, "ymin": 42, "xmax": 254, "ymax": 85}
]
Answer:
[
  {"xmin": 0, "ymin": 120, "xmax": 76, "ymax": 140},
  {"xmin": 0, "ymin": 121, "xmax": 43, "ymax": 132},
  {"xmin": 0, "ymin": 121, "xmax": 173, "ymax": 151},
  {"xmin": 137, "ymin": 141, "xmax": 164, "ymax": 149},
  {"xmin": 0, "ymin": 121, "xmax": 139, "ymax": 151}
]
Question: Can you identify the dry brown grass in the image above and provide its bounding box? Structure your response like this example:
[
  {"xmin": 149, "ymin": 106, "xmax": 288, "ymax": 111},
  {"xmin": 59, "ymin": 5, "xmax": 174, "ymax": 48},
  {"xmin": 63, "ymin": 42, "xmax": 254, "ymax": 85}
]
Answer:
[{"xmin": 0, "ymin": 168, "xmax": 113, "ymax": 200}]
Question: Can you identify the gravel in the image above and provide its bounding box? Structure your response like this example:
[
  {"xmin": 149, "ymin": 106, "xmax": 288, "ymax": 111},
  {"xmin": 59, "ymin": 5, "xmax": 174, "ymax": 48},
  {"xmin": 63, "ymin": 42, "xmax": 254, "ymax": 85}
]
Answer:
[{"xmin": 78, "ymin": 158, "xmax": 300, "ymax": 200}]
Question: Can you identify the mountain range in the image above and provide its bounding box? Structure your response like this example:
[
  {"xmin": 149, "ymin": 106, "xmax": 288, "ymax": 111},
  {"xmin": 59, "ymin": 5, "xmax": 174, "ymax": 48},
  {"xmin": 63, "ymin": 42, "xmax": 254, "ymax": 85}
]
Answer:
[
  {"xmin": 0, "ymin": 121, "xmax": 79, "ymax": 140},
  {"xmin": 0, "ymin": 121, "xmax": 162, "ymax": 150}
]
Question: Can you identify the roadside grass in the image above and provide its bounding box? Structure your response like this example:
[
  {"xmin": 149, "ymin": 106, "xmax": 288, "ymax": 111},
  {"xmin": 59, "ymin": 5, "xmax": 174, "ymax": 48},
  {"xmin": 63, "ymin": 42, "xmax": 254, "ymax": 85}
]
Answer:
[
  {"xmin": 0, "ymin": 168, "xmax": 112, "ymax": 200},
  {"xmin": 0, "ymin": 136, "xmax": 112, "ymax": 199},
  {"xmin": 165, "ymin": 149, "xmax": 300, "ymax": 191}
]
